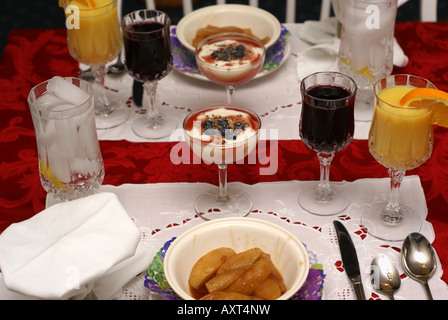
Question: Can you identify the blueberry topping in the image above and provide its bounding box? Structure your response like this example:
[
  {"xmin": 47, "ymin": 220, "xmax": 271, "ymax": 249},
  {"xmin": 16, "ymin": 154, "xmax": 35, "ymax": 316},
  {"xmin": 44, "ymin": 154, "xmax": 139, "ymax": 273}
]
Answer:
[
  {"xmin": 233, "ymin": 122, "xmax": 245, "ymax": 130},
  {"xmin": 218, "ymin": 127, "xmax": 227, "ymax": 136},
  {"xmin": 218, "ymin": 119, "xmax": 229, "ymax": 127},
  {"xmin": 209, "ymin": 43, "xmax": 248, "ymax": 61},
  {"xmin": 224, "ymin": 47, "xmax": 234, "ymax": 55},
  {"xmin": 202, "ymin": 120, "xmax": 214, "ymax": 129},
  {"xmin": 201, "ymin": 114, "xmax": 249, "ymax": 143},
  {"xmin": 234, "ymin": 50, "xmax": 244, "ymax": 58}
]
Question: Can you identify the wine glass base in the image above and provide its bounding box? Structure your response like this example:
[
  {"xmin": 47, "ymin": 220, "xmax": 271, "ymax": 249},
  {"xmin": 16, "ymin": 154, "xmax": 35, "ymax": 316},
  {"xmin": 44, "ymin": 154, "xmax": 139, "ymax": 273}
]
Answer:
[
  {"xmin": 361, "ymin": 202, "xmax": 422, "ymax": 241},
  {"xmin": 132, "ymin": 114, "xmax": 178, "ymax": 140},
  {"xmin": 194, "ymin": 187, "xmax": 253, "ymax": 220},
  {"xmin": 95, "ymin": 104, "xmax": 130, "ymax": 130},
  {"xmin": 298, "ymin": 185, "xmax": 349, "ymax": 216}
]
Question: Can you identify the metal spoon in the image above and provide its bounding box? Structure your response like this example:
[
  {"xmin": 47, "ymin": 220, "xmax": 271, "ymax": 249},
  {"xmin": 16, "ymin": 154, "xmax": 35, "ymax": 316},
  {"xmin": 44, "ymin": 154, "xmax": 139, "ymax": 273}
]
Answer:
[
  {"xmin": 78, "ymin": 68, "xmax": 94, "ymax": 81},
  {"xmin": 402, "ymin": 232, "xmax": 437, "ymax": 300},
  {"xmin": 370, "ymin": 254, "xmax": 401, "ymax": 300},
  {"xmin": 108, "ymin": 52, "xmax": 125, "ymax": 74}
]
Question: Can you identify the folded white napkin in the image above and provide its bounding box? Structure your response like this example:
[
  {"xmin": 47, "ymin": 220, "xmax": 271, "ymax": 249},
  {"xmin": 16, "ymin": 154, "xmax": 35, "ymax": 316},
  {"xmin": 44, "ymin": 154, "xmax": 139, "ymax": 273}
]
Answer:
[{"xmin": 0, "ymin": 192, "xmax": 147, "ymax": 300}]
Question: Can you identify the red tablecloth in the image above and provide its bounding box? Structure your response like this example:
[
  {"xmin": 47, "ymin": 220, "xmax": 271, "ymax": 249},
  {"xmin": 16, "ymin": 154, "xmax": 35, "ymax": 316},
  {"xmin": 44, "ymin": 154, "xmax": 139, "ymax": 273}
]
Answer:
[{"xmin": 1, "ymin": 22, "xmax": 447, "ymax": 285}]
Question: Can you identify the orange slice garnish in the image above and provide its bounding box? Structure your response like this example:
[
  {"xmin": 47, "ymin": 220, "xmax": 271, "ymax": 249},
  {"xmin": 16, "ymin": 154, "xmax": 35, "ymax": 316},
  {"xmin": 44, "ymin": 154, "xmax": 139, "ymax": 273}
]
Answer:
[
  {"xmin": 400, "ymin": 87, "xmax": 448, "ymax": 127},
  {"xmin": 81, "ymin": 0, "xmax": 97, "ymax": 7},
  {"xmin": 66, "ymin": 0, "xmax": 96, "ymax": 8}
]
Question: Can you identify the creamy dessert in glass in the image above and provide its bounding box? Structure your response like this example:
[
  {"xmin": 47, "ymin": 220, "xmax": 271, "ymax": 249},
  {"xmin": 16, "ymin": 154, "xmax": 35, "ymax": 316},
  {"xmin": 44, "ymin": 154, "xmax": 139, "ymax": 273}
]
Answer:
[
  {"xmin": 183, "ymin": 104, "xmax": 261, "ymax": 220},
  {"xmin": 195, "ymin": 33, "xmax": 265, "ymax": 104}
]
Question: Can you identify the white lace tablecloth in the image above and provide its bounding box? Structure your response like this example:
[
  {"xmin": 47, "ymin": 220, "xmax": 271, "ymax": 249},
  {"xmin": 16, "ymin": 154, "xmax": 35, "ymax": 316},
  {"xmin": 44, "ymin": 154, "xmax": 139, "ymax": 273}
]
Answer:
[
  {"xmin": 81, "ymin": 176, "xmax": 447, "ymax": 300},
  {"xmin": 97, "ymin": 23, "xmax": 372, "ymax": 143}
]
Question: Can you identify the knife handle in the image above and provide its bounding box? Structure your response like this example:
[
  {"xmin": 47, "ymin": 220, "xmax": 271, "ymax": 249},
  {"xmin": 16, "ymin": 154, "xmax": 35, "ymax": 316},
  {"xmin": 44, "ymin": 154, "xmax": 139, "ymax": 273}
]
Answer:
[
  {"xmin": 353, "ymin": 282, "xmax": 366, "ymax": 300},
  {"xmin": 133, "ymin": 80, "xmax": 143, "ymax": 107}
]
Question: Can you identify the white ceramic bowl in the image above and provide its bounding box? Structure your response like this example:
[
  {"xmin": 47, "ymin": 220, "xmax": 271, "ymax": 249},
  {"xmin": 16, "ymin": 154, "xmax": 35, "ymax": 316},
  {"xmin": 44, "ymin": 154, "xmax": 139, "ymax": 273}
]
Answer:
[
  {"xmin": 176, "ymin": 4, "xmax": 281, "ymax": 53},
  {"xmin": 164, "ymin": 217, "xmax": 310, "ymax": 300}
]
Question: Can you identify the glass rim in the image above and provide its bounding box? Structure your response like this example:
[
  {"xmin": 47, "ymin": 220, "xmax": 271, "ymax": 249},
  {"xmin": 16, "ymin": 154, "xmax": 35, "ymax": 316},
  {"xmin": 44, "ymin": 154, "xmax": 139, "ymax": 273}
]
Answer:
[
  {"xmin": 61, "ymin": 0, "xmax": 116, "ymax": 12},
  {"xmin": 195, "ymin": 32, "xmax": 266, "ymax": 52},
  {"xmin": 183, "ymin": 103, "xmax": 261, "ymax": 147},
  {"xmin": 374, "ymin": 74, "xmax": 437, "ymax": 111},
  {"xmin": 300, "ymin": 71, "xmax": 358, "ymax": 107},
  {"xmin": 121, "ymin": 9, "xmax": 171, "ymax": 33},
  {"xmin": 344, "ymin": 0, "xmax": 398, "ymax": 7},
  {"xmin": 28, "ymin": 77, "xmax": 93, "ymax": 114}
]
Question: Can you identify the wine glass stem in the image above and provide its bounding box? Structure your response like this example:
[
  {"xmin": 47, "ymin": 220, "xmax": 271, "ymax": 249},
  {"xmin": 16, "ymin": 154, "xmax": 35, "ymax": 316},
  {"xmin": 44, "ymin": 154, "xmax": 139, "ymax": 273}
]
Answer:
[
  {"xmin": 226, "ymin": 85, "xmax": 235, "ymax": 104},
  {"xmin": 91, "ymin": 64, "xmax": 113, "ymax": 116},
  {"xmin": 384, "ymin": 168, "xmax": 405, "ymax": 224},
  {"xmin": 317, "ymin": 152, "xmax": 334, "ymax": 202},
  {"xmin": 217, "ymin": 164, "xmax": 229, "ymax": 202},
  {"xmin": 143, "ymin": 80, "xmax": 162, "ymax": 128}
]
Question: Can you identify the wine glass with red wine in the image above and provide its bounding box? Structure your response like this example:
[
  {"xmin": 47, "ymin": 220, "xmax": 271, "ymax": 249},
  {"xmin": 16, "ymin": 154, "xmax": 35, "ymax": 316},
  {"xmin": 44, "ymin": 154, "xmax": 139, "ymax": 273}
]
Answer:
[
  {"xmin": 298, "ymin": 72, "xmax": 357, "ymax": 215},
  {"xmin": 122, "ymin": 10, "xmax": 176, "ymax": 139}
]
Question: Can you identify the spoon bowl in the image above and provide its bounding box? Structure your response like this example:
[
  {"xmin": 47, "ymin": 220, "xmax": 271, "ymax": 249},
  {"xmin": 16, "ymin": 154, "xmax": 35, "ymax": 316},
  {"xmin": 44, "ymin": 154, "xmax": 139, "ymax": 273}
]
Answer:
[
  {"xmin": 370, "ymin": 254, "xmax": 401, "ymax": 300},
  {"xmin": 402, "ymin": 232, "xmax": 437, "ymax": 300},
  {"xmin": 108, "ymin": 52, "xmax": 126, "ymax": 74}
]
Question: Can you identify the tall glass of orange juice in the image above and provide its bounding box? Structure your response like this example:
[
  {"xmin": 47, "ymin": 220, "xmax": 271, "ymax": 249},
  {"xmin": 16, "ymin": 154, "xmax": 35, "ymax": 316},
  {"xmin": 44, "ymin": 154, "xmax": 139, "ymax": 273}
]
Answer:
[
  {"xmin": 361, "ymin": 74, "xmax": 435, "ymax": 241},
  {"xmin": 60, "ymin": 0, "xmax": 130, "ymax": 129}
]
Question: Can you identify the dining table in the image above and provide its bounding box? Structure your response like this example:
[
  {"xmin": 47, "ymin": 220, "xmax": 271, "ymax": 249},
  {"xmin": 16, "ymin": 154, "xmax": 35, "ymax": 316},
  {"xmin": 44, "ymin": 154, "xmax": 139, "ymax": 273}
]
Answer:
[{"xmin": 0, "ymin": 20, "xmax": 447, "ymax": 301}]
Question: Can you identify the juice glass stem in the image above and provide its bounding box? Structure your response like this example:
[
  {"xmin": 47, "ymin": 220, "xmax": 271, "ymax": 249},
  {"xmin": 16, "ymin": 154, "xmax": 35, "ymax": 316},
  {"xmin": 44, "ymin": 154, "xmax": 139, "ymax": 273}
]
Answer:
[
  {"xmin": 91, "ymin": 64, "xmax": 113, "ymax": 116},
  {"xmin": 317, "ymin": 152, "xmax": 335, "ymax": 202},
  {"xmin": 383, "ymin": 168, "xmax": 405, "ymax": 224},
  {"xmin": 217, "ymin": 164, "xmax": 229, "ymax": 202}
]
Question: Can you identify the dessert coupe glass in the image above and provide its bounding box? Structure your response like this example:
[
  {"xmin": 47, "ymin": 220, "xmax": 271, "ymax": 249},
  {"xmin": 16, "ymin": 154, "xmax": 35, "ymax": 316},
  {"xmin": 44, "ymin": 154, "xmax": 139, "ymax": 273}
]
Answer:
[
  {"xmin": 195, "ymin": 32, "xmax": 266, "ymax": 104},
  {"xmin": 183, "ymin": 104, "xmax": 261, "ymax": 220}
]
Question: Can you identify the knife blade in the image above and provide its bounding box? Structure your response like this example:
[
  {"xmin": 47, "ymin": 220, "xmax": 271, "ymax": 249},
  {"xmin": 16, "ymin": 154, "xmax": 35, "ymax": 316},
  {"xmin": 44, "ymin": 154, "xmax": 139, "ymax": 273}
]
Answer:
[{"xmin": 333, "ymin": 220, "xmax": 366, "ymax": 300}]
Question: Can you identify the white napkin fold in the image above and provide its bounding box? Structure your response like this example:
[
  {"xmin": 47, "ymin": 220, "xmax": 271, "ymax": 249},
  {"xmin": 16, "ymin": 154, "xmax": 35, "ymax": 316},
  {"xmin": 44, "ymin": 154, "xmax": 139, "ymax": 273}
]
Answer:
[{"xmin": 0, "ymin": 192, "xmax": 145, "ymax": 300}]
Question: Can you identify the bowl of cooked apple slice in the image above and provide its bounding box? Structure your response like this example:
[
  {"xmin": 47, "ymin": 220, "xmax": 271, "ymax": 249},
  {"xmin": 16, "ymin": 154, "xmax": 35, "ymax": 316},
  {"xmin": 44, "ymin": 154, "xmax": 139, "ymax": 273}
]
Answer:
[{"xmin": 163, "ymin": 217, "xmax": 310, "ymax": 300}]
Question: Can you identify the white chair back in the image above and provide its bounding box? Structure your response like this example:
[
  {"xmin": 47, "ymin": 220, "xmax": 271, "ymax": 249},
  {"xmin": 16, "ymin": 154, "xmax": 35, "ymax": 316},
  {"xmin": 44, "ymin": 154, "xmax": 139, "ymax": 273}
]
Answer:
[
  {"xmin": 420, "ymin": 0, "xmax": 437, "ymax": 22},
  {"xmin": 142, "ymin": 0, "xmax": 331, "ymax": 23},
  {"xmin": 121, "ymin": 0, "xmax": 437, "ymax": 23}
]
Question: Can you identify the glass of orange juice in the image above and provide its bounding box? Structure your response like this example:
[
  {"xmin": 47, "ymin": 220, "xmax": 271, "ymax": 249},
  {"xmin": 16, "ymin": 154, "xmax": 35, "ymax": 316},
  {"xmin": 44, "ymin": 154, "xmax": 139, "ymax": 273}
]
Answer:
[
  {"xmin": 60, "ymin": 0, "xmax": 130, "ymax": 129},
  {"xmin": 361, "ymin": 74, "xmax": 436, "ymax": 241}
]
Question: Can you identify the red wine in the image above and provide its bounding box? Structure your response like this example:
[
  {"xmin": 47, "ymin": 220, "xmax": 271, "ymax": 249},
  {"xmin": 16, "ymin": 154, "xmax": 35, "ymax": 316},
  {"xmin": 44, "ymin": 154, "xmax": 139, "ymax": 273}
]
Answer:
[
  {"xmin": 299, "ymin": 85, "xmax": 355, "ymax": 153},
  {"xmin": 123, "ymin": 21, "xmax": 172, "ymax": 82}
]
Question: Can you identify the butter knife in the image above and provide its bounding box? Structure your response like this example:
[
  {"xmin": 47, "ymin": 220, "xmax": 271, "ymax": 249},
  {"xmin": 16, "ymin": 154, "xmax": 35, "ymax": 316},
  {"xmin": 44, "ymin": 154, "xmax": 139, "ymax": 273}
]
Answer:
[{"xmin": 333, "ymin": 220, "xmax": 366, "ymax": 300}]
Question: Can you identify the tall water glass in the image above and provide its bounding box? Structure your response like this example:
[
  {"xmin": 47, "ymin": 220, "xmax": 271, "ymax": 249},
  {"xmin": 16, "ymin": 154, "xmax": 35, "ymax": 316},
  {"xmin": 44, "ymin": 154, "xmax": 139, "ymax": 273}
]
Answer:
[
  {"xmin": 60, "ymin": 0, "xmax": 130, "ymax": 129},
  {"xmin": 28, "ymin": 77, "xmax": 105, "ymax": 202},
  {"xmin": 337, "ymin": 0, "xmax": 398, "ymax": 121},
  {"xmin": 299, "ymin": 72, "xmax": 357, "ymax": 215},
  {"xmin": 361, "ymin": 75, "xmax": 435, "ymax": 241}
]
